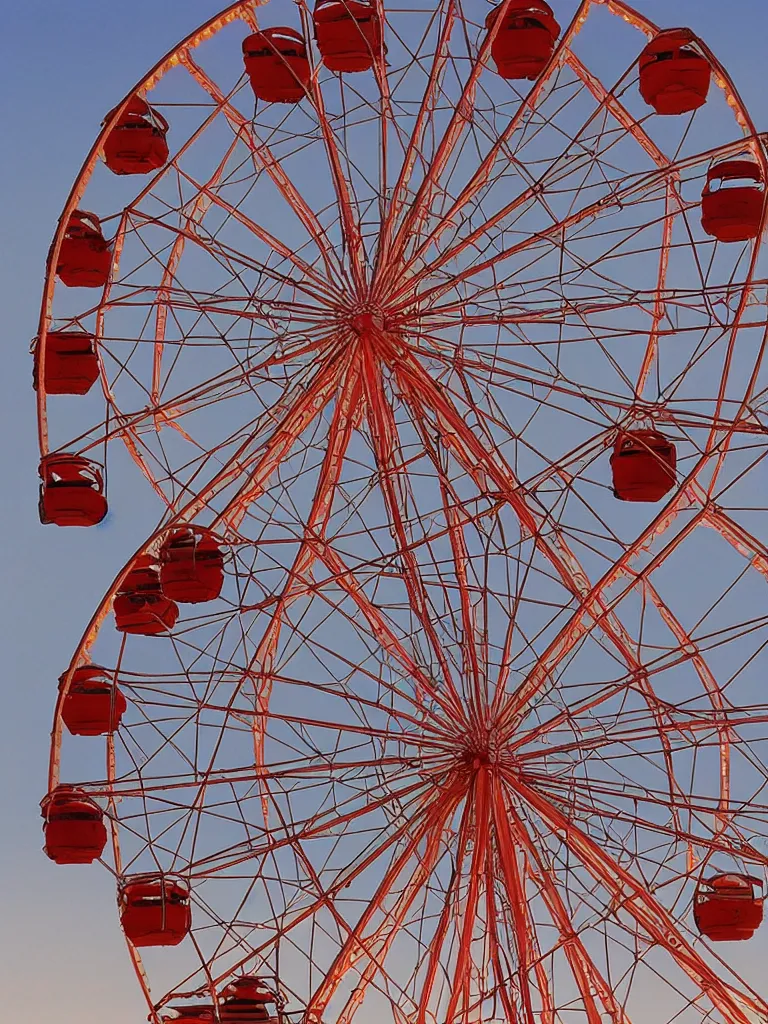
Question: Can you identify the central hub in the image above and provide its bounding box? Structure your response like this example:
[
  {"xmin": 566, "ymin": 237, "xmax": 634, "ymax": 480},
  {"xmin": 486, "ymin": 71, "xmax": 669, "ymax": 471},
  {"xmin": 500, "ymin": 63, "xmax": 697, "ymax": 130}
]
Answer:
[
  {"xmin": 350, "ymin": 309, "xmax": 386, "ymax": 335},
  {"xmin": 455, "ymin": 725, "xmax": 513, "ymax": 775},
  {"xmin": 464, "ymin": 748, "xmax": 493, "ymax": 770}
]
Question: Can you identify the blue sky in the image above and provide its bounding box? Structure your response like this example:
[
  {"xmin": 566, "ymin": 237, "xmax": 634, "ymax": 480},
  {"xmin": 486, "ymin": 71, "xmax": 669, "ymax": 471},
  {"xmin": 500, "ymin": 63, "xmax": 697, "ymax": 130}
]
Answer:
[{"xmin": 1, "ymin": 2, "xmax": 767, "ymax": 1022}]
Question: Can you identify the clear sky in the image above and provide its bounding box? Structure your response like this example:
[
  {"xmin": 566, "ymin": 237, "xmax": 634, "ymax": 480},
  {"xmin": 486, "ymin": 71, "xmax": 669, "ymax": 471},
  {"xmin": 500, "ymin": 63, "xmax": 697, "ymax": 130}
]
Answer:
[{"xmin": 1, "ymin": 2, "xmax": 767, "ymax": 1022}]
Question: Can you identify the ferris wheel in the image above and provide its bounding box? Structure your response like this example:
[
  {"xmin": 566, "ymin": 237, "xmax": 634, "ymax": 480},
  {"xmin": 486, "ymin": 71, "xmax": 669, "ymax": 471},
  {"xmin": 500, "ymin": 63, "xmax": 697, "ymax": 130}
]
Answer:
[{"xmin": 38, "ymin": 2, "xmax": 768, "ymax": 1023}]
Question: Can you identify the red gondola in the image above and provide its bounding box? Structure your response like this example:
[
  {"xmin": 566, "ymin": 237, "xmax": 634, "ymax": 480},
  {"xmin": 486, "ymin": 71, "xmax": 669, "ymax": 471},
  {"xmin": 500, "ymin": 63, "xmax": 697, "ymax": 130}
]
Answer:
[
  {"xmin": 42, "ymin": 787, "xmax": 107, "ymax": 865},
  {"xmin": 38, "ymin": 453, "xmax": 108, "ymax": 527},
  {"xmin": 313, "ymin": 1, "xmax": 382, "ymax": 73},
  {"xmin": 701, "ymin": 159, "xmax": 765, "ymax": 243},
  {"xmin": 485, "ymin": 0, "xmax": 560, "ymax": 81},
  {"xmin": 56, "ymin": 211, "xmax": 112, "ymax": 288},
  {"xmin": 103, "ymin": 95, "xmax": 170, "ymax": 175},
  {"xmin": 34, "ymin": 330, "xmax": 99, "ymax": 396},
  {"xmin": 220, "ymin": 978, "xmax": 276, "ymax": 1024},
  {"xmin": 119, "ymin": 876, "xmax": 192, "ymax": 947},
  {"xmin": 59, "ymin": 665, "xmax": 127, "ymax": 736},
  {"xmin": 114, "ymin": 554, "xmax": 179, "ymax": 635},
  {"xmin": 243, "ymin": 28, "xmax": 311, "ymax": 103},
  {"xmin": 694, "ymin": 873, "xmax": 764, "ymax": 941},
  {"xmin": 161, "ymin": 1008, "xmax": 216, "ymax": 1024},
  {"xmin": 159, "ymin": 527, "xmax": 225, "ymax": 603},
  {"xmin": 610, "ymin": 430, "xmax": 676, "ymax": 503},
  {"xmin": 638, "ymin": 29, "xmax": 710, "ymax": 115}
]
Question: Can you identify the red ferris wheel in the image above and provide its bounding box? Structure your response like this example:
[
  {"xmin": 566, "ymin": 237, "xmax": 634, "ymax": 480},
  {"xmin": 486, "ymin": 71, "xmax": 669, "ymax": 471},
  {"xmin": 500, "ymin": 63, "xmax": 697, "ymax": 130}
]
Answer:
[{"xmin": 38, "ymin": 2, "xmax": 768, "ymax": 1023}]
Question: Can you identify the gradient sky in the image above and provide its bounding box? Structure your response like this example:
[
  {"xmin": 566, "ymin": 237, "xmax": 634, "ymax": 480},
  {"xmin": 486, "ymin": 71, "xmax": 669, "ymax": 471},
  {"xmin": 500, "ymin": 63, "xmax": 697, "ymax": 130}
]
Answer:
[{"xmin": 1, "ymin": 2, "xmax": 767, "ymax": 1022}]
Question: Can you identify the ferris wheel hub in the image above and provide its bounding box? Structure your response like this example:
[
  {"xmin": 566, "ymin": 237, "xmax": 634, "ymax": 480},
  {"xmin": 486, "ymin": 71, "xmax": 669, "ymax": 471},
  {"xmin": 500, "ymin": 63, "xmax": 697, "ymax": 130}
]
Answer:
[{"xmin": 350, "ymin": 309, "xmax": 387, "ymax": 335}]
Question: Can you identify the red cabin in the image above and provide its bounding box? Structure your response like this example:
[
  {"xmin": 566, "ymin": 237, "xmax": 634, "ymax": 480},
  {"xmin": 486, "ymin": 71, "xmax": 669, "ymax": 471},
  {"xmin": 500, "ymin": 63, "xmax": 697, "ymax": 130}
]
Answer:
[
  {"xmin": 638, "ymin": 30, "xmax": 710, "ymax": 116},
  {"xmin": 42, "ymin": 787, "xmax": 107, "ymax": 865},
  {"xmin": 159, "ymin": 528, "xmax": 225, "ymax": 604},
  {"xmin": 243, "ymin": 28, "xmax": 311, "ymax": 103},
  {"xmin": 610, "ymin": 430, "xmax": 676, "ymax": 503},
  {"xmin": 313, "ymin": 1, "xmax": 382, "ymax": 73},
  {"xmin": 39, "ymin": 453, "xmax": 108, "ymax": 527},
  {"xmin": 161, "ymin": 1008, "xmax": 216, "ymax": 1024},
  {"xmin": 485, "ymin": 0, "xmax": 560, "ymax": 81},
  {"xmin": 114, "ymin": 555, "xmax": 179, "ymax": 636},
  {"xmin": 59, "ymin": 665, "xmax": 127, "ymax": 736},
  {"xmin": 119, "ymin": 876, "xmax": 191, "ymax": 947},
  {"xmin": 694, "ymin": 873, "xmax": 764, "ymax": 942},
  {"xmin": 220, "ymin": 978, "xmax": 277, "ymax": 1024},
  {"xmin": 35, "ymin": 331, "xmax": 100, "ymax": 396},
  {"xmin": 701, "ymin": 159, "xmax": 765, "ymax": 243},
  {"xmin": 56, "ymin": 211, "xmax": 112, "ymax": 288},
  {"xmin": 103, "ymin": 95, "xmax": 170, "ymax": 175}
]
